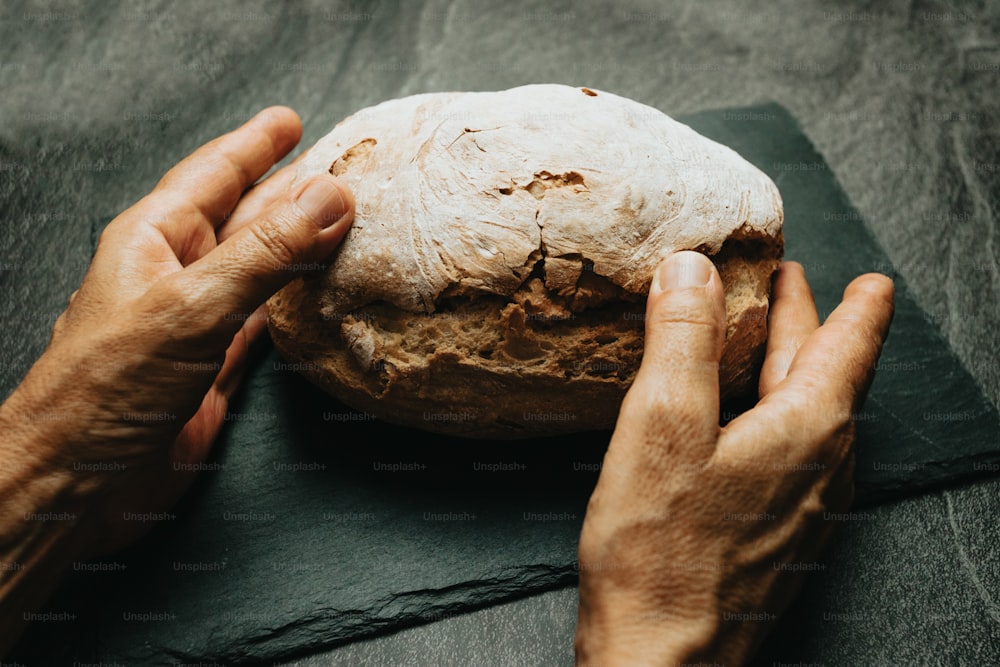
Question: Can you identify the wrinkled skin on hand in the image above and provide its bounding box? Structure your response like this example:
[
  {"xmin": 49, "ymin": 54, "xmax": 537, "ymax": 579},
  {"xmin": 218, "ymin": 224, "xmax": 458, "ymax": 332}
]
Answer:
[
  {"xmin": 0, "ymin": 106, "xmax": 892, "ymax": 666},
  {"xmin": 0, "ymin": 107, "xmax": 355, "ymax": 559},
  {"xmin": 575, "ymin": 252, "xmax": 894, "ymax": 666}
]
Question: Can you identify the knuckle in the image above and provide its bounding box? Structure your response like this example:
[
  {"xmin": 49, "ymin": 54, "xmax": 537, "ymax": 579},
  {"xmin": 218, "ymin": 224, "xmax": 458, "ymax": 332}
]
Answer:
[
  {"xmin": 248, "ymin": 216, "xmax": 303, "ymax": 270},
  {"xmin": 621, "ymin": 382, "xmax": 704, "ymax": 437},
  {"xmin": 812, "ymin": 401, "xmax": 857, "ymax": 465},
  {"xmin": 775, "ymin": 383, "xmax": 830, "ymax": 424},
  {"xmin": 650, "ymin": 297, "xmax": 722, "ymax": 333},
  {"xmin": 96, "ymin": 219, "xmax": 125, "ymax": 248},
  {"xmin": 793, "ymin": 383, "xmax": 844, "ymax": 424},
  {"xmin": 621, "ymin": 381, "xmax": 670, "ymax": 419},
  {"xmin": 159, "ymin": 145, "xmax": 246, "ymax": 206},
  {"xmin": 203, "ymin": 146, "xmax": 251, "ymax": 198},
  {"xmin": 142, "ymin": 275, "xmax": 221, "ymax": 338},
  {"xmin": 830, "ymin": 407, "xmax": 857, "ymax": 442},
  {"xmin": 829, "ymin": 418, "xmax": 856, "ymax": 465}
]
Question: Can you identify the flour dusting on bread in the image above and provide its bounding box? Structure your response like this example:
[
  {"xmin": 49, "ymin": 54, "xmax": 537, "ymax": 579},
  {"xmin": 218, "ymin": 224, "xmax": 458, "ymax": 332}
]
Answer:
[{"xmin": 267, "ymin": 84, "xmax": 783, "ymax": 438}]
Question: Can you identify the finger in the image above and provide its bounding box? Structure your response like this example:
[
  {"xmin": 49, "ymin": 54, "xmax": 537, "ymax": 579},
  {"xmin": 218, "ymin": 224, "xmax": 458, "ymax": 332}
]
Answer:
[
  {"xmin": 104, "ymin": 107, "xmax": 304, "ymax": 270},
  {"xmin": 151, "ymin": 106, "xmax": 302, "ymax": 225},
  {"xmin": 160, "ymin": 306, "xmax": 268, "ymax": 508},
  {"xmin": 718, "ymin": 274, "xmax": 893, "ymax": 465},
  {"xmin": 217, "ymin": 147, "xmax": 313, "ymax": 243},
  {"xmin": 616, "ymin": 251, "xmax": 727, "ymax": 452},
  {"xmin": 164, "ymin": 388, "xmax": 231, "ymax": 503},
  {"xmin": 203, "ymin": 174, "xmax": 355, "ymax": 314},
  {"xmin": 216, "ymin": 164, "xmax": 297, "ymax": 243},
  {"xmin": 142, "ymin": 174, "xmax": 355, "ymax": 348},
  {"xmin": 213, "ymin": 305, "xmax": 269, "ymax": 399},
  {"xmin": 758, "ymin": 262, "xmax": 820, "ymax": 398},
  {"xmin": 776, "ymin": 273, "xmax": 894, "ymax": 410}
]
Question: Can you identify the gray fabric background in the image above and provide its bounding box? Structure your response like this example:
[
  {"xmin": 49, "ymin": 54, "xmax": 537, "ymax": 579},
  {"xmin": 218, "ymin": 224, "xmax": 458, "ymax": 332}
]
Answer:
[{"xmin": 2, "ymin": 0, "xmax": 999, "ymax": 664}]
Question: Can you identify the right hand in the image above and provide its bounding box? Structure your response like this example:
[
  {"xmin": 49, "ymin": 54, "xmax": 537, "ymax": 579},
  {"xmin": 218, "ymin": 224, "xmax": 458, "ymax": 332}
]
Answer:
[{"xmin": 575, "ymin": 252, "xmax": 894, "ymax": 666}]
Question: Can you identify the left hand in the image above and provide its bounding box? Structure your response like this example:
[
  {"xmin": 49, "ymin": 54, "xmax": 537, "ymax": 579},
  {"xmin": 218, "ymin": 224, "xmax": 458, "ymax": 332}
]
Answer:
[{"xmin": 0, "ymin": 107, "xmax": 355, "ymax": 559}]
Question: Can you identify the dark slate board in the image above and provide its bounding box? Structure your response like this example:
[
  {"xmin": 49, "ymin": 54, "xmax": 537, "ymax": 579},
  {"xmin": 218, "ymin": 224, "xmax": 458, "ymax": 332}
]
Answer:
[
  {"xmin": 10, "ymin": 104, "xmax": 1000, "ymax": 665},
  {"xmin": 684, "ymin": 105, "xmax": 1000, "ymax": 505}
]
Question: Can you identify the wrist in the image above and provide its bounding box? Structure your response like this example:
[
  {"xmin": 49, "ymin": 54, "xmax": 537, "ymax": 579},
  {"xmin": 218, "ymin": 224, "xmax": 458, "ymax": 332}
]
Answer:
[
  {"xmin": 0, "ymin": 349, "xmax": 112, "ymax": 497},
  {"xmin": 0, "ymin": 387, "xmax": 94, "ymax": 563},
  {"xmin": 0, "ymin": 384, "xmax": 96, "ymax": 655},
  {"xmin": 575, "ymin": 594, "xmax": 722, "ymax": 667}
]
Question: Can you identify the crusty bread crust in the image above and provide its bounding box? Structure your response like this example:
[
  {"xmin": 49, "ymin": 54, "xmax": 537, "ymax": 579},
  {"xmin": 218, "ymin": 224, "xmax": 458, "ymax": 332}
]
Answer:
[{"xmin": 267, "ymin": 85, "xmax": 783, "ymax": 438}]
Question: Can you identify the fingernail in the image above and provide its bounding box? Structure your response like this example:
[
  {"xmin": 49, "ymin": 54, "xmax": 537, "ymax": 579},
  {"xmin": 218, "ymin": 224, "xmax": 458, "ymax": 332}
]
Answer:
[
  {"xmin": 656, "ymin": 251, "xmax": 713, "ymax": 291},
  {"xmin": 295, "ymin": 178, "xmax": 349, "ymax": 229}
]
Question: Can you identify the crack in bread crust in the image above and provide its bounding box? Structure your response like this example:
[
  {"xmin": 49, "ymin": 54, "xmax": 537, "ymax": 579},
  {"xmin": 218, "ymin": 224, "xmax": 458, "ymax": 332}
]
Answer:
[
  {"xmin": 268, "ymin": 243, "xmax": 779, "ymax": 439},
  {"xmin": 268, "ymin": 86, "xmax": 785, "ymax": 438}
]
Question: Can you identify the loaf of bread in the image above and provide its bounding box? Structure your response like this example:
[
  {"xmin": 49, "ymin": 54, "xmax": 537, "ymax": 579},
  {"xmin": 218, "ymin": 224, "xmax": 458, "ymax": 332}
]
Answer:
[{"xmin": 267, "ymin": 84, "xmax": 783, "ymax": 438}]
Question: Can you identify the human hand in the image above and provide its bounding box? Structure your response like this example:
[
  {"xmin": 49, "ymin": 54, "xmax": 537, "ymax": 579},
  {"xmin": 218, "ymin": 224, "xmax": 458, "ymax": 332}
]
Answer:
[
  {"xmin": 0, "ymin": 107, "xmax": 354, "ymax": 573},
  {"xmin": 575, "ymin": 252, "xmax": 894, "ymax": 666}
]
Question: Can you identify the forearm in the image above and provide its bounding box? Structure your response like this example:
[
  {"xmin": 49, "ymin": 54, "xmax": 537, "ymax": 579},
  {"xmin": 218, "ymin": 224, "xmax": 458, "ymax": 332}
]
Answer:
[{"xmin": 0, "ymin": 386, "xmax": 90, "ymax": 656}]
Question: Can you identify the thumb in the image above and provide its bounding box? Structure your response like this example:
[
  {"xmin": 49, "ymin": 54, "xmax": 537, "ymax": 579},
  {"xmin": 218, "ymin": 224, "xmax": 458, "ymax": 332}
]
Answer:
[
  {"xmin": 629, "ymin": 251, "xmax": 727, "ymax": 431},
  {"xmin": 188, "ymin": 174, "xmax": 354, "ymax": 318}
]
